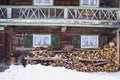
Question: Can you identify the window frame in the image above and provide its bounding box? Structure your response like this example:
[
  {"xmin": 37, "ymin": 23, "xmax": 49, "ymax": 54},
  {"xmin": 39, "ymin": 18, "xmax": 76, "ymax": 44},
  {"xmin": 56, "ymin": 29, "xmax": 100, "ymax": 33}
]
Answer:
[
  {"xmin": 80, "ymin": 0, "xmax": 99, "ymax": 7},
  {"xmin": 33, "ymin": 34, "xmax": 51, "ymax": 47},
  {"xmin": 33, "ymin": 0, "xmax": 53, "ymax": 5},
  {"xmin": 81, "ymin": 35, "xmax": 99, "ymax": 48}
]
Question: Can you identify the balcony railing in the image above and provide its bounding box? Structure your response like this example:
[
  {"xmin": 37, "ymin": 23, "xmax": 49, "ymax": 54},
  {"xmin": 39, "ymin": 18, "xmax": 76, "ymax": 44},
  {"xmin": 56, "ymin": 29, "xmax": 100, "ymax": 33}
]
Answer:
[
  {"xmin": 0, "ymin": 6, "xmax": 120, "ymax": 27},
  {"xmin": 0, "ymin": 6, "xmax": 119, "ymax": 20}
]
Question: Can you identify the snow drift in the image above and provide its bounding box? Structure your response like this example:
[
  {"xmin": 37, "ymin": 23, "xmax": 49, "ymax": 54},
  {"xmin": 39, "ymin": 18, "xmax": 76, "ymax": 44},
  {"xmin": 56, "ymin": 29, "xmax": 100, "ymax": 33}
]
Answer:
[{"xmin": 0, "ymin": 64, "xmax": 120, "ymax": 80}]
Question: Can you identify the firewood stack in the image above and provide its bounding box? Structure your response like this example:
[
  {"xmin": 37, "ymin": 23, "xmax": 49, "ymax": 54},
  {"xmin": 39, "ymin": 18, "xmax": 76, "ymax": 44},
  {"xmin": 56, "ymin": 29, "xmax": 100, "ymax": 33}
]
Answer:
[{"xmin": 26, "ymin": 47, "xmax": 120, "ymax": 72}]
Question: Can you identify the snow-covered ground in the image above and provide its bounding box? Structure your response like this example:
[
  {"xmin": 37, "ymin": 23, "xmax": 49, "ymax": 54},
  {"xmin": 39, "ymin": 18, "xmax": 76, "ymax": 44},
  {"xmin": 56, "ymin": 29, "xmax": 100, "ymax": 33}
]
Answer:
[{"xmin": 0, "ymin": 64, "xmax": 120, "ymax": 80}]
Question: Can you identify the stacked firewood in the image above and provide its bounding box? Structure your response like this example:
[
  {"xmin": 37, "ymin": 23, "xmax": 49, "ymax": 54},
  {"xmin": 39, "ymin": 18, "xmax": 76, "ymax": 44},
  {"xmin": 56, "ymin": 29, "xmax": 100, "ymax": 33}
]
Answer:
[{"xmin": 26, "ymin": 47, "xmax": 120, "ymax": 72}]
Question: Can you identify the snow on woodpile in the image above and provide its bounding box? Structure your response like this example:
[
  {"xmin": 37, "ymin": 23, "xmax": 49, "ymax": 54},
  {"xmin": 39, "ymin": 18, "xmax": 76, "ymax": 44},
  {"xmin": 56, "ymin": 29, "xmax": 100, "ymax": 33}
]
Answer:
[{"xmin": 0, "ymin": 64, "xmax": 120, "ymax": 80}]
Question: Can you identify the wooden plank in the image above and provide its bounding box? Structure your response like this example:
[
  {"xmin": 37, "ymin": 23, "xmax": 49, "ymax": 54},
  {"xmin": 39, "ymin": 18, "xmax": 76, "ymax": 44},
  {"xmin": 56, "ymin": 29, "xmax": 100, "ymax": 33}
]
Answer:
[
  {"xmin": 117, "ymin": 29, "xmax": 120, "ymax": 63},
  {"xmin": 30, "ymin": 49, "xmax": 101, "ymax": 53},
  {"xmin": 25, "ymin": 56, "xmax": 110, "ymax": 62},
  {"xmin": 76, "ymin": 57, "xmax": 110, "ymax": 62},
  {"xmin": 93, "ymin": 62, "xmax": 110, "ymax": 66},
  {"xmin": 24, "ymin": 57, "xmax": 67, "ymax": 61}
]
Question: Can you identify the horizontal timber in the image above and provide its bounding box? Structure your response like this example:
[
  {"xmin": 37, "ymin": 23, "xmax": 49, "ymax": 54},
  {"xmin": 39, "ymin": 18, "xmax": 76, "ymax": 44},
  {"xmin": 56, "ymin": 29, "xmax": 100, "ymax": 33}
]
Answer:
[{"xmin": 0, "ymin": 19, "xmax": 120, "ymax": 28}]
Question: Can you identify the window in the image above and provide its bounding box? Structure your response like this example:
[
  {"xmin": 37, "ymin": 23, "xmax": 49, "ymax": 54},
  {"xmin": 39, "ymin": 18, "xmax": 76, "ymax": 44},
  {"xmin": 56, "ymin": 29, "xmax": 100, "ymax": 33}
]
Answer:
[
  {"xmin": 33, "ymin": 0, "xmax": 53, "ymax": 5},
  {"xmin": 80, "ymin": 0, "xmax": 99, "ymax": 7},
  {"xmin": 81, "ymin": 35, "xmax": 99, "ymax": 48},
  {"xmin": 33, "ymin": 34, "xmax": 51, "ymax": 47}
]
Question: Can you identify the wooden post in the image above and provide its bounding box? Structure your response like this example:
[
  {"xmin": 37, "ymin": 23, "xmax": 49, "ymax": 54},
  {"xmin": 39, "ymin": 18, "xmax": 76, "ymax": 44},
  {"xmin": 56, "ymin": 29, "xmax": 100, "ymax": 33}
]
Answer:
[
  {"xmin": 64, "ymin": 8, "xmax": 68, "ymax": 19},
  {"xmin": 9, "ymin": 31, "xmax": 12, "ymax": 55},
  {"xmin": 7, "ymin": 8, "xmax": 12, "ymax": 18},
  {"xmin": 117, "ymin": 29, "xmax": 120, "ymax": 63},
  {"xmin": 117, "ymin": 11, "xmax": 120, "ymax": 20}
]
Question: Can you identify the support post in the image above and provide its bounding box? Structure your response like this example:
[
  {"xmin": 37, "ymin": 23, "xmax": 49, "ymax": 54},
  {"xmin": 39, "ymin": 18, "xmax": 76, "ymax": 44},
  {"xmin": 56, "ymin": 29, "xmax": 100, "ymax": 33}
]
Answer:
[
  {"xmin": 7, "ymin": 8, "xmax": 12, "ymax": 18},
  {"xmin": 117, "ymin": 10, "xmax": 120, "ymax": 20},
  {"xmin": 116, "ymin": 29, "xmax": 120, "ymax": 63},
  {"xmin": 64, "ymin": 8, "xmax": 68, "ymax": 19}
]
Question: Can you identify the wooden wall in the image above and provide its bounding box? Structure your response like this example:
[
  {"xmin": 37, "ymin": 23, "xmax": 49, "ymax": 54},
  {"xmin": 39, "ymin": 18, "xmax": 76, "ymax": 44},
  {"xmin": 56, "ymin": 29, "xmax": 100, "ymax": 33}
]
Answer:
[
  {"xmin": 100, "ymin": 0, "xmax": 120, "ymax": 7},
  {"xmin": 0, "ymin": 0, "xmax": 119, "ymax": 7},
  {"xmin": 10, "ymin": 0, "xmax": 32, "ymax": 5},
  {"xmin": 8, "ymin": 0, "xmax": 120, "ymax": 7},
  {"xmin": 12, "ymin": 26, "xmax": 111, "ymax": 47},
  {"xmin": 0, "ymin": 31, "xmax": 5, "ymax": 54},
  {"xmin": 0, "ymin": 0, "xmax": 10, "ymax": 5},
  {"xmin": 10, "ymin": 0, "xmax": 79, "ymax": 6},
  {"xmin": 0, "ymin": 27, "xmax": 12, "ymax": 56}
]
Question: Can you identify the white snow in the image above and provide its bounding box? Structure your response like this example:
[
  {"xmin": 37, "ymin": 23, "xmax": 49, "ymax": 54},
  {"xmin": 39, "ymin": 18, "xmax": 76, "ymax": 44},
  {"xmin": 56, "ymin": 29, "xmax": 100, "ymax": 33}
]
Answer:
[{"xmin": 0, "ymin": 64, "xmax": 120, "ymax": 80}]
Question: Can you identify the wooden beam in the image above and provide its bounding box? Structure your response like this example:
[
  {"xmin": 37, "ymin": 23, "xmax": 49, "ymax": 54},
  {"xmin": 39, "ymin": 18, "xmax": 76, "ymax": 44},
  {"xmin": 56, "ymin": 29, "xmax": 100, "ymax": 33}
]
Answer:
[
  {"xmin": 0, "ymin": 19, "xmax": 120, "ymax": 28},
  {"xmin": 116, "ymin": 28, "xmax": 120, "ymax": 63},
  {"xmin": 93, "ymin": 62, "xmax": 110, "ymax": 66},
  {"xmin": 7, "ymin": 8, "xmax": 12, "ymax": 18}
]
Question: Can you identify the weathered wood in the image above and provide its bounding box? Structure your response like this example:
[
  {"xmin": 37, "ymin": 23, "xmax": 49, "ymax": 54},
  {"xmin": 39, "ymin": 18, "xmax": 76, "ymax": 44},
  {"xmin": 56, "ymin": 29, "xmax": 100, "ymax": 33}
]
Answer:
[
  {"xmin": 10, "ymin": 0, "xmax": 79, "ymax": 6},
  {"xmin": 94, "ymin": 62, "xmax": 110, "ymax": 66},
  {"xmin": 0, "ymin": 19, "xmax": 120, "ymax": 27},
  {"xmin": 0, "ymin": 31, "xmax": 5, "ymax": 54},
  {"xmin": 24, "ymin": 57, "xmax": 66, "ymax": 61},
  {"xmin": 30, "ymin": 50, "xmax": 81, "ymax": 53},
  {"xmin": 11, "ymin": 26, "xmax": 111, "ymax": 49},
  {"xmin": 25, "ymin": 55, "xmax": 110, "ymax": 62},
  {"xmin": 8, "ymin": 0, "xmax": 119, "ymax": 7},
  {"xmin": 117, "ymin": 29, "xmax": 120, "ymax": 63},
  {"xmin": 76, "ymin": 57, "xmax": 110, "ymax": 62}
]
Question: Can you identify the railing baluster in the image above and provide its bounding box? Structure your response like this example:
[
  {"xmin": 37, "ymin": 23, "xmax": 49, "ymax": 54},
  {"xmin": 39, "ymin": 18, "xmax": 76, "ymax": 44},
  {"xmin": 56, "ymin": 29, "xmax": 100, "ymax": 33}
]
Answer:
[
  {"xmin": 68, "ymin": 9, "xmax": 74, "ymax": 18},
  {"xmin": 94, "ymin": 10, "xmax": 98, "ymax": 20},
  {"xmin": 99, "ymin": 10, "xmax": 102, "ymax": 20},
  {"xmin": 0, "ymin": 6, "xmax": 119, "ymax": 21},
  {"xmin": 19, "ymin": 8, "xmax": 28, "ymax": 18},
  {"xmin": 27, "ymin": 8, "xmax": 30, "ymax": 18},
  {"xmin": 18, "ymin": 8, "xmax": 22, "ymax": 18},
  {"xmin": 54, "ymin": 9, "xmax": 56, "ymax": 18},
  {"xmin": 48, "ymin": 9, "xmax": 50, "ymax": 18},
  {"xmin": 102, "ymin": 10, "xmax": 106, "ymax": 20},
  {"xmin": 30, "ymin": 8, "xmax": 38, "ymax": 19},
  {"xmin": 0, "ymin": 8, "xmax": 7, "ymax": 18},
  {"xmin": 38, "ymin": 9, "xmax": 41, "ymax": 18},
  {"xmin": 57, "ymin": 9, "xmax": 63, "ymax": 18},
  {"xmin": 40, "ymin": 8, "xmax": 47, "ymax": 18},
  {"xmin": 77, "ymin": 9, "xmax": 82, "ymax": 19},
  {"xmin": 110, "ymin": 10, "xmax": 117, "ymax": 20}
]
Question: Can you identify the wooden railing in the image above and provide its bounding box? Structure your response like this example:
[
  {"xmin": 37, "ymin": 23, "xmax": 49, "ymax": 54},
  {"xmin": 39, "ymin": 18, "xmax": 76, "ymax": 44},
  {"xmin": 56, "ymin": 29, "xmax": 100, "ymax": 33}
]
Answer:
[{"xmin": 0, "ymin": 6, "xmax": 120, "ymax": 20}]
